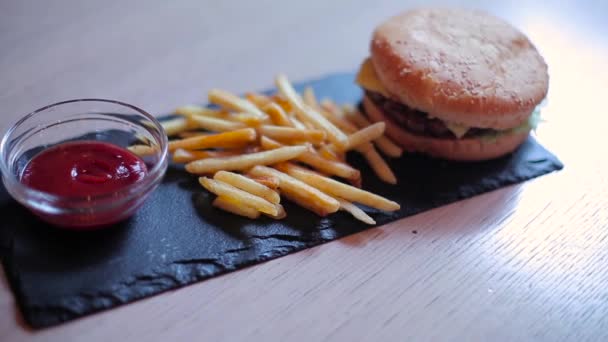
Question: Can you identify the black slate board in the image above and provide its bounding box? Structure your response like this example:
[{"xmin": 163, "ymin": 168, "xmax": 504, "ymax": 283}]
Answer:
[{"xmin": 0, "ymin": 73, "xmax": 563, "ymax": 328}]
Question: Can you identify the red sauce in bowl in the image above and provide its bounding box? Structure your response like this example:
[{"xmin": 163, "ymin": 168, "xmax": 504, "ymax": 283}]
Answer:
[
  {"xmin": 20, "ymin": 141, "xmax": 149, "ymax": 228},
  {"xmin": 22, "ymin": 141, "xmax": 147, "ymax": 196}
]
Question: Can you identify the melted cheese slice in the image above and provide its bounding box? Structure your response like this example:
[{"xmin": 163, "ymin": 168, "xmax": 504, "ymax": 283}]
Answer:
[
  {"xmin": 445, "ymin": 122, "xmax": 470, "ymax": 139},
  {"xmin": 356, "ymin": 58, "xmax": 391, "ymax": 97}
]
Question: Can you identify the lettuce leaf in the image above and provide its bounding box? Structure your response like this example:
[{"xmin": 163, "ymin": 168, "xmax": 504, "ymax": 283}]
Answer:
[{"xmin": 480, "ymin": 109, "xmax": 542, "ymax": 143}]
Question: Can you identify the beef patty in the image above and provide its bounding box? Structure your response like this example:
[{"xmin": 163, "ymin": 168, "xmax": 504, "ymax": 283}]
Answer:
[{"xmin": 365, "ymin": 91, "xmax": 497, "ymax": 139}]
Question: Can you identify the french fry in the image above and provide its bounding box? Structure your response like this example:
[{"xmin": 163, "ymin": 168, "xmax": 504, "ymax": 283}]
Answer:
[
  {"xmin": 230, "ymin": 112, "xmax": 264, "ymax": 126},
  {"xmin": 264, "ymin": 203, "xmax": 287, "ymax": 220},
  {"xmin": 248, "ymin": 165, "xmax": 340, "ymax": 216},
  {"xmin": 338, "ymin": 198, "xmax": 376, "ymax": 225},
  {"xmin": 317, "ymin": 144, "xmax": 342, "ymax": 162},
  {"xmin": 172, "ymin": 148, "xmax": 242, "ymax": 163},
  {"xmin": 302, "ymin": 86, "xmax": 320, "ymax": 110},
  {"xmin": 208, "ymin": 89, "xmax": 267, "ymax": 119},
  {"xmin": 275, "ymin": 74, "xmax": 349, "ymax": 149},
  {"xmin": 358, "ymin": 144, "xmax": 397, "ymax": 184},
  {"xmin": 320, "ymin": 100, "xmax": 358, "ymax": 134},
  {"xmin": 298, "ymin": 150, "xmax": 361, "ymax": 182},
  {"xmin": 245, "ymin": 92, "xmax": 272, "ymax": 109},
  {"xmin": 344, "ymin": 108, "xmax": 403, "ymax": 158},
  {"xmin": 248, "ymin": 175, "xmax": 280, "ymax": 190},
  {"xmin": 289, "ymin": 116, "xmax": 311, "ymax": 130},
  {"xmin": 259, "ymin": 137, "xmax": 360, "ymax": 182},
  {"xmin": 161, "ymin": 117, "xmax": 191, "ymax": 136},
  {"xmin": 213, "ymin": 196, "xmax": 260, "ymax": 219},
  {"xmin": 199, "ymin": 177, "xmax": 278, "ymax": 216},
  {"xmin": 214, "ymin": 170, "xmax": 280, "ymax": 204},
  {"xmin": 262, "ymin": 102, "xmax": 294, "ymax": 127},
  {"xmin": 318, "ymin": 101, "xmax": 389, "ymax": 181},
  {"xmin": 339, "ymin": 122, "xmax": 385, "ymax": 152},
  {"xmin": 186, "ymin": 114, "xmax": 247, "ymax": 132},
  {"xmin": 259, "ymin": 136, "xmax": 282, "ymax": 150},
  {"xmin": 270, "ymin": 94, "xmax": 294, "ymax": 113},
  {"xmin": 175, "ymin": 105, "xmax": 226, "ymax": 118},
  {"xmin": 177, "ymin": 131, "xmax": 208, "ymax": 138},
  {"xmin": 177, "ymin": 105, "xmax": 263, "ymax": 126},
  {"xmin": 185, "ymin": 145, "xmax": 306, "ymax": 174},
  {"xmin": 168, "ymin": 128, "xmax": 256, "ymax": 151},
  {"xmin": 128, "ymin": 145, "xmax": 158, "ymax": 157},
  {"xmin": 278, "ymin": 163, "xmax": 400, "ymax": 211},
  {"xmin": 258, "ymin": 125, "xmax": 326, "ymax": 145},
  {"xmin": 319, "ymin": 103, "xmax": 395, "ymax": 182}
]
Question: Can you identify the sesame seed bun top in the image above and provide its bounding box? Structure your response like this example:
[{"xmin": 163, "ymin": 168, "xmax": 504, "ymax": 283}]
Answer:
[{"xmin": 370, "ymin": 8, "xmax": 549, "ymax": 130}]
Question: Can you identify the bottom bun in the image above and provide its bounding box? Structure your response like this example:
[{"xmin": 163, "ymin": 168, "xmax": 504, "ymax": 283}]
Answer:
[{"xmin": 363, "ymin": 96, "xmax": 529, "ymax": 161}]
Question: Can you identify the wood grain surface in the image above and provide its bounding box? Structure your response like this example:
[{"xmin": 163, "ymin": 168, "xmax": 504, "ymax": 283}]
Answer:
[{"xmin": 1, "ymin": 0, "xmax": 607, "ymax": 341}]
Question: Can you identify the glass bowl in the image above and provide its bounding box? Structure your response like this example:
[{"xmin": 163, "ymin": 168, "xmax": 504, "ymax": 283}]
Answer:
[{"xmin": 0, "ymin": 99, "xmax": 168, "ymax": 229}]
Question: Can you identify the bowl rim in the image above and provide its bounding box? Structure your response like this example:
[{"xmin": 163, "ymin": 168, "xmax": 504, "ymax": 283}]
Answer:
[{"xmin": 0, "ymin": 98, "xmax": 169, "ymax": 213}]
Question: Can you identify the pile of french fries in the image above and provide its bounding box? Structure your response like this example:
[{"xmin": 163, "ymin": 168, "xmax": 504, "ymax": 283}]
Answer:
[{"xmin": 131, "ymin": 74, "xmax": 403, "ymax": 224}]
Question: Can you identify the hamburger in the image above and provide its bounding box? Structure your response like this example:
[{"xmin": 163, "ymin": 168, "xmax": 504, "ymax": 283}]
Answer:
[{"xmin": 357, "ymin": 8, "xmax": 548, "ymax": 161}]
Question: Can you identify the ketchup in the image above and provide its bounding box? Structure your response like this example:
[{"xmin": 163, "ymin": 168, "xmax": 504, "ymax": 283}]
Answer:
[
  {"xmin": 20, "ymin": 141, "xmax": 148, "ymax": 228},
  {"xmin": 22, "ymin": 141, "xmax": 147, "ymax": 196}
]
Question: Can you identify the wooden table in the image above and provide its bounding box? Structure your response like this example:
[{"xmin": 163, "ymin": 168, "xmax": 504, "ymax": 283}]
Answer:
[{"xmin": 1, "ymin": 1, "xmax": 606, "ymax": 340}]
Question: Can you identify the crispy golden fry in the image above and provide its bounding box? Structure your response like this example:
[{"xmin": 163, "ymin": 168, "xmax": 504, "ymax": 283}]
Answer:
[
  {"xmin": 175, "ymin": 105, "xmax": 226, "ymax": 118},
  {"xmin": 185, "ymin": 145, "xmax": 306, "ymax": 174},
  {"xmin": 298, "ymin": 150, "xmax": 360, "ymax": 181},
  {"xmin": 319, "ymin": 100, "xmax": 358, "ymax": 133},
  {"xmin": 343, "ymin": 108, "xmax": 403, "ymax": 158},
  {"xmin": 245, "ymin": 92, "xmax": 272, "ymax": 109},
  {"xmin": 275, "ymin": 74, "xmax": 349, "ymax": 149},
  {"xmin": 259, "ymin": 135, "xmax": 282, "ymax": 150},
  {"xmin": 177, "ymin": 104, "xmax": 263, "ymax": 127},
  {"xmin": 259, "ymin": 137, "xmax": 360, "ymax": 181},
  {"xmin": 358, "ymin": 144, "xmax": 397, "ymax": 184},
  {"xmin": 262, "ymin": 102, "xmax": 294, "ymax": 127},
  {"xmin": 317, "ymin": 144, "xmax": 342, "ymax": 162},
  {"xmin": 173, "ymin": 148, "xmax": 210, "ymax": 163},
  {"xmin": 208, "ymin": 89, "xmax": 267, "ymax": 118},
  {"xmin": 214, "ymin": 170, "xmax": 280, "ymax": 204},
  {"xmin": 258, "ymin": 125, "xmax": 326, "ymax": 145},
  {"xmin": 339, "ymin": 122, "xmax": 385, "ymax": 152},
  {"xmin": 168, "ymin": 128, "xmax": 256, "ymax": 151},
  {"xmin": 278, "ymin": 163, "xmax": 400, "ymax": 211},
  {"xmin": 230, "ymin": 112, "xmax": 264, "ymax": 126},
  {"xmin": 248, "ymin": 175, "xmax": 280, "ymax": 190},
  {"xmin": 319, "ymin": 103, "xmax": 395, "ymax": 181},
  {"xmin": 128, "ymin": 145, "xmax": 158, "ymax": 157},
  {"xmin": 161, "ymin": 117, "xmax": 191, "ymax": 136},
  {"xmin": 213, "ymin": 196, "xmax": 260, "ymax": 219},
  {"xmin": 172, "ymin": 148, "xmax": 242, "ymax": 163},
  {"xmin": 321, "ymin": 101, "xmax": 393, "ymax": 184},
  {"xmin": 264, "ymin": 203, "xmax": 287, "ymax": 220},
  {"xmin": 186, "ymin": 114, "xmax": 246, "ymax": 132},
  {"xmin": 270, "ymin": 94, "xmax": 294, "ymax": 113},
  {"xmin": 177, "ymin": 131, "xmax": 208, "ymax": 138},
  {"xmin": 248, "ymin": 165, "xmax": 340, "ymax": 216},
  {"xmin": 199, "ymin": 177, "xmax": 278, "ymax": 216},
  {"xmin": 289, "ymin": 116, "xmax": 311, "ymax": 130},
  {"xmin": 338, "ymin": 198, "xmax": 376, "ymax": 225},
  {"xmin": 302, "ymin": 87, "xmax": 320, "ymax": 110}
]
